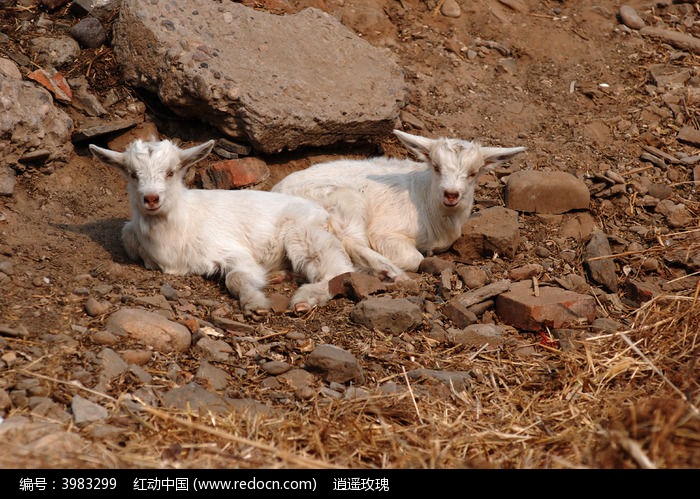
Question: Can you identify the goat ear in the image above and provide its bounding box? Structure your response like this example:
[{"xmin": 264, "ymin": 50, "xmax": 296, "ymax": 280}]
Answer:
[
  {"xmin": 179, "ymin": 140, "xmax": 215, "ymax": 169},
  {"xmin": 89, "ymin": 144, "xmax": 127, "ymax": 171},
  {"xmin": 481, "ymin": 146, "xmax": 526, "ymax": 169},
  {"xmin": 393, "ymin": 129, "xmax": 434, "ymax": 160}
]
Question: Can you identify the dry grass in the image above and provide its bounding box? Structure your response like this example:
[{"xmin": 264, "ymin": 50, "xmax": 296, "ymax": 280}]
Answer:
[{"xmin": 7, "ymin": 290, "xmax": 692, "ymax": 470}]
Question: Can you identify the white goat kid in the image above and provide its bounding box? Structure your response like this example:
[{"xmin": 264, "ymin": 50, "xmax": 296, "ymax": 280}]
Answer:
[
  {"xmin": 272, "ymin": 129, "xmax": 525, "ymax": 279},
  {"xmin": 89, "ymin": 139, "xmax": 355, "ymax": 314}
]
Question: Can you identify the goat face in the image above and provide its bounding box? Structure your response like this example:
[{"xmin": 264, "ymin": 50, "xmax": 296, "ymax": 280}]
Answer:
[
  {"xmin": 90, "ymin": 139, "xmax": 215, "ymax": 217},
  {"xmin": 393, "ymin": 129, "xmax": 527, "ymax": 212},
  {"xmin": 430, "ymin": 139, "xmax": 482, "ymax": 210}
]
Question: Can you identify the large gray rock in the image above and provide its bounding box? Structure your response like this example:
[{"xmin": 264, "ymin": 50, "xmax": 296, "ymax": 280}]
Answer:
[
  {"xmin": 0, "ymin": 58, "xmax": 73, "ymax": 168},
  {"xmin": 112, "ymin": 0, "xmax": 406, "ymax": 153}
]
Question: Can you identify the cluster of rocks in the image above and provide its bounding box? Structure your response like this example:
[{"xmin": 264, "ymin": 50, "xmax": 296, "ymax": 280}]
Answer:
[{"xmin": 0, "ymin": 0, "xmax": 408, "ymax": 198}]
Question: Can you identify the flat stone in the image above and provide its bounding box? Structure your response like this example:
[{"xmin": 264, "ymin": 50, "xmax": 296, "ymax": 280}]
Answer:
[
  {"xmin": 418, "ymin": 257, "xmax": 455, "ymax": 275},
  {"xmin": 508, "ymin": 263, "xmax": 543, "ymax": 281},
  {"xmin": 71, "ymin": 394, "xmax": 109, "ymax": 424},
  {"xmin": 119, "ymin": 349, "xmax": 151, "ymax": 366},
  {"xmin": 624, "ymin": 278, "xmax": 661, "ymax": 305},
  {"xmin": 112, "ymin": 0, "xmax": 406, "ymax": 153},
  {"xmin": 106, "ymin": 307, "xmax": 191, "ymax": 353},
  {"xmin": 559, "ymin": 212, "xmax": 596, "ymax": 241},
  {"xmin": 305, "ymin": 344, "xmax": 363, "ymax": 384},
  {"xmin": 495, "ymin": 280, "xmax": 596, "ymax": 331},
  {"xmin": 442, "ymin": 300, "xmax": 478, "ymax": 328},
  {"xmin": 677, "ymin": 126, "xmax": 700, "ymax": 147},
  {"xmin": 199, "ymin": 157, "xmax": 270, "ymax": 189},
  {"xmin": 449, "ymin": 280, "xmax": 511, "ymax": 309},
  {"xmin": 261, "ymin": 360, "xmax": 292, "ymax": 376},
  {"xmin": 505, "ymin": 170, "xmax": 590, "ymax": 214},
  {"xmin": 328, "ymin": 272, "xmax": 387, "ymax": 301},
  {"xmin": 455, "ymin": 265, "xmax": 489, "ymax": 289},
  {"xmin": 195, "ymin": 360, "xmax": 230, "ymax": 391},
  {"xmin": 0, "ymin": 167, "xmax": 16, "ymax": 196},
  {"xmin": 448, "ymin": 324, "xmax": 506, "ymax": 347},
  {"xmin": 98, "ymin": 347, "xmax": 128, "ymax": 382},
  {"xmin": 194, "ymin": 336, "xmax": 233, "ymax": 362},
  {"xmin": 349, "ymin": 296, "xmax": 423, "ymax": 334},
  {"xmin": 30, "ymin": 36, "xmax": 81, "ymax": 68},
  {"xmin": 27, "ymin": 68, "xmax": 72, "ymax": 103},
  {"xmin": 407, "ymin": 368, "xmax": 472, "ymax": 392},
  {"xmin": 71, "ymin": 117, "xmax": 141, "ymax": 143},
  {"xmin": 160, "ymin": 382, "xmax": 232, "ymax": 415}
]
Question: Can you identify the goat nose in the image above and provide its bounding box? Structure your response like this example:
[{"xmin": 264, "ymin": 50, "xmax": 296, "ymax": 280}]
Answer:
[{"xmin": 144, "ymin": 194, "xmax": 159, "ymax": 207}]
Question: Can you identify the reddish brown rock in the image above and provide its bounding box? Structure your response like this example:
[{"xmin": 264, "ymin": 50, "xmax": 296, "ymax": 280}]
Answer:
[
  {"xmin": 454, "ymin": 207, "xmax": 520, "ymax": 260},
  {"xmin": 328, "ymin": 272, "xmax": 386, "ymax": 301},
  {"xmin": 624, "ymin": 279, "xmax": 661, "ymax": 305},
  {"xmin": 442, "ymin": 300, "xmax": 478, "ymax": 328},
  {"xmin": 200, "ymin": 157, "xmax": 270, "ymax": 189},
  {"xmin": 495, "ymin": 280, "xmax": 596, "ymax": 331},
  {"xmin": 27, "ymin": 69, "xmax": 72, "ymax": 103}
]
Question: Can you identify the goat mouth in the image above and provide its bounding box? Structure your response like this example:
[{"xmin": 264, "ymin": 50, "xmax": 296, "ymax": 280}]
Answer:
[
  {"xmin": 443, "ymin": 195, "xmax": 460, "ymax": 208},
  {"xmin": 143, "ymin": 205, "xmax": 162, "ymax": 214}
]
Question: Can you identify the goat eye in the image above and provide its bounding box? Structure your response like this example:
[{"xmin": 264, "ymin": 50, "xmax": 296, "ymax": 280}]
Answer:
[
  {"xmin": 129, "ymin": 171, "xmax": 137, "ymax": 180},
  {"xmin": 166, "ymin": 170, "xmax": 175, "ymax": 178}
]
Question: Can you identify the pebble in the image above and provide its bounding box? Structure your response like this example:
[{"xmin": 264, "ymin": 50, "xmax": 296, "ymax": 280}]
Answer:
[
  {"xmin": 195, "ymin": 360, "xmax": 229, "ymax": 391},
  {"xmin": 91, "ymin": 330, "xmax": 120, "ymax": 345},
  {"xmin": 85, "ymin": 296, "xmax": 110, "ymax": 317},
  {"xmin": 441, "ymin": 0, "xmax": 461, "ymax": 18},
  {"xmin": 160, "ymin": 282, "xmax": 179, "ymax": 300},
  {"xmin": 119, "ymin": 349, "xmax": 151, "ymax": 365},
  {"xmin": 619, "ymin": 5, "xmax": 646, "ymax": 30},
  {"xmin": 261, "ymin": 360, "xmax": 292, "ymax": 375},
  {"xmin": 0, "ymin": 261, "xmax": 13, "ymax": 275},
  {"xmin": 69, "ymin": 16, "xmax": 107, "ymax": 48},
  {"xmin": 71, "ymin": 394, "xmax": 109, "ymax": 424}
]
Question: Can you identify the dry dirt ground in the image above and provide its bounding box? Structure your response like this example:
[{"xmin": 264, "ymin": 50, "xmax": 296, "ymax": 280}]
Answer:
[{"xmin": 0, "ymin": 0, "xmax": 699, "ymax": 470}]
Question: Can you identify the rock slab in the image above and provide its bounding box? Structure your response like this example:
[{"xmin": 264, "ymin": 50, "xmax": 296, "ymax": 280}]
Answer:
[
  {"xmin": 505, "ymin": 170, "xmax": 590, "ymax": 214},
  {"xmin": 113, "ymin": 0, "xmax": 406, "ymax": 153},
  {"xmin": 495, "ymin": 280, "xmax": 596, "ymax": 331}
]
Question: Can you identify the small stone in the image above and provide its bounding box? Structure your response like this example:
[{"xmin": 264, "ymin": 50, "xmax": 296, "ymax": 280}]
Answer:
[
  {"xmin": 306, "ymin": 344, "xmax": 363, "ymax": 384},
  {"xmin": 85, "ymin": 296, "xmax": 110, "ymax": 317},
  {"xmin": 69, "ymin": 16, "xmax": 107, "ymax": 48},
  {"xmin": 160, "ymin": 282, "xmax": 179, "ymax": 300},
  {"xmin": 261, "ymin": 360, "xmax": 292, "ymax": 375},
  {"xmin": 619, "ymin": 5, "xmax": 646, "ymax": 30},
  {"xmin": 119, "ymin": 349, "xmax": 152, "ymax": 365},
  {"xmin": 0, "ymin": 166, "xmax": 16, "ymax": 196},
  {"xmin": 71, "ymin": 394, "xmax": 108, "ymax": 424},
  {"xmin": 91, "ymin": 330, "xmax": 120, "ymax": 345},
  {"xmin": 441, "ymin": 0, "xmax": 461, "ymax": 18}
]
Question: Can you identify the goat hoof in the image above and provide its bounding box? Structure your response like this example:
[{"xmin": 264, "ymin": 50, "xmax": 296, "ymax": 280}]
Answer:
[
  {"xmin": 267, "ymin": 270, "xmax": 290, "ymax": 285},
  {"xmin": 293, "ymin": 302, "xmax": 312, "ymax": 314},
  {"xmin": 244, "ymin": 306, "xmax": 271, "ymax": 317}
]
